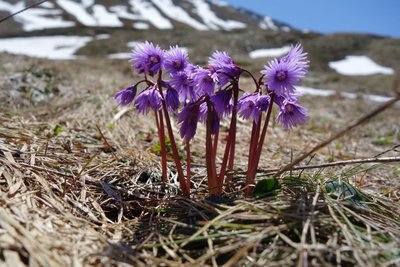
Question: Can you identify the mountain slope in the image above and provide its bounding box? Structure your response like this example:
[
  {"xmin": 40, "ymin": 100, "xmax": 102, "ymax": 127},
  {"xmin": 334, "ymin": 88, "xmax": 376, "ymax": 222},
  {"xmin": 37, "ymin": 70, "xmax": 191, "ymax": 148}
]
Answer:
[{"xmin": 0, "ymin": 0, "xmax": 293, "ymax": 34}]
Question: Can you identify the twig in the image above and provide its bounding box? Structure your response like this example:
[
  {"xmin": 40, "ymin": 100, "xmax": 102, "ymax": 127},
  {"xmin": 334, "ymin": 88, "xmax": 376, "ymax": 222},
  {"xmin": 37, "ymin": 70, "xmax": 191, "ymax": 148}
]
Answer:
[
  {"xmin": 244, "ymin": 156, "xmax": 400, "ymax": 175},
  {"xmin": 374, "ymin": 144, "xmax": 400, "ymax": 157},
  {"xmin": 273, "ymin": 94, "xmax": 400, "ymax": 178},
  {"xmin": 96, "ymin": 125, "xmax": 119, "ymax": 161},
  {"xmin": 0, "ymin": 0, "xmax": 49, "ymax": 24}
]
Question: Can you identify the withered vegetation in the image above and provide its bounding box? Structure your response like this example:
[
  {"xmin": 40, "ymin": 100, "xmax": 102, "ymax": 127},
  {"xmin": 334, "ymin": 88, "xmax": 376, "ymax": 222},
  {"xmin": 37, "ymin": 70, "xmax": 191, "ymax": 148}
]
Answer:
[{"xmin": 0, "ymin": 55, "xmax": 399, "ymax": 266}]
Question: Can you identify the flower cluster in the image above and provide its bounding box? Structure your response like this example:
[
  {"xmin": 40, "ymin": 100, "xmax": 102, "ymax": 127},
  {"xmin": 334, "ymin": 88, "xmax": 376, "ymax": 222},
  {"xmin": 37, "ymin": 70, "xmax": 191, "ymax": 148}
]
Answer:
[{"xmin": 114, "ymin": 41, "xmax": 309, "ymax": 197}]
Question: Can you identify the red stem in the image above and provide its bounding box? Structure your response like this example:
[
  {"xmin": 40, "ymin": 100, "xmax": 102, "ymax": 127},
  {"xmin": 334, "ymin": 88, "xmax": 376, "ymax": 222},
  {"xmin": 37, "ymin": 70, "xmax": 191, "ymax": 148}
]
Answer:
[
  {"xmin": 244, "ymin": 118, "xmax": 261, "ymax": 195},
  {"xmin": 156, "ymin": 70, "xmax": 190, "ymax": 197},
  {"xmin": 185, "ymin": 140, "xmax": 191, "ymax": 189},
  {"xmin": 247, "ymin": 118, "xmax": 261, "ymax": 170},
  {"xmin": 162, "ymin": 103, "xmax": 190, "ymax": 197},
  {"xmin": 225, "ymin": 82, "xmax": 239, "ymax": 191},
  {"xmin": 212, "ymin": 129, "xmax": 219, "ymax": 164},
  {"xmin": 217, "ymin": 129, "xmax": 231, "ymax": 194},
  {"xmin": 245, "ymin": 94, "xmax": 275, "ymax": 197},
  {"xmin": 155, "ymin": 111, "xmax": 168, "ymax": 183},
  {"xmin": 206, "ymin": 100, "xmax": 218, "ymax": 195}
]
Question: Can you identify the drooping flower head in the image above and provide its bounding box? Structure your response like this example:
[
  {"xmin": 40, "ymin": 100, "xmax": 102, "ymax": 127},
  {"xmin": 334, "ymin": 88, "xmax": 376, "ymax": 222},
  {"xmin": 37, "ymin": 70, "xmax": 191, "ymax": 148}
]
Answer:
[
  {"xmin": 238, "ymin": 93, "xmax": 260, "ymax": 122},
  {"xmin": 178, "ymin": 102, "xmax": 200, "ymax": 141},
  {"xmin": 261, "ymin": 44, "xmax": 308, "ymax": 96},
  {"xmin": 129, "ymin": 41, "xmax": 165, "ymax": 76},
  {"xmin": 208, "ymin": 51, "xmax": 241, "ymax": 87},
  {"xmin": 276, "ymin": 99, "xmax": 308, "ymax": 129},
  {"xmin": 165, "ymin": 87, "xmax": 180, "ymax": 111},
  {"xmin": 164, "ymin": 46, "xmax": 189, "ymax": 75},
  {"xmin": 168, "ymin": 68, "xmax": 197, "ymax": 103},
  {"xmin": 205, "ymin": 99, "xmax": 220, "ymax": 135},
  {"xmin": 191, "ymin": 68, "xmax": 215, "ymax": 96},
  {"xmin": 256, "ymin": 94, "xmax": 271, "ymax": 112},
  {"xmin": 114, "ymin": 85, "xmax": 137, "ymax": 106},
  {"xmin": 134, "ymin": 86, "xmax": 162, "ymax": 114},
  {"xmin": 210, "ymin": 89, "xmax": 233, "ymax": 118}
]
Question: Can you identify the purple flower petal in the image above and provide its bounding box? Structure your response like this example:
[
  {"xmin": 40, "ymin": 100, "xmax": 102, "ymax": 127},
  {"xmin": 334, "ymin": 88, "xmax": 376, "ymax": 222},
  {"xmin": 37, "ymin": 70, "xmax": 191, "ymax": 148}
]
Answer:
[
  {"xmin": 114, "ymin": 85, "xmax": 137, "ymax": 106},
  {"xmin": 165, "ymin": 87, "xmax": 180, "ymax": 111},
  {"xmin": 276, "ymin": 99, "xmax": 308, "ymax": 129},
  {"xmin": 261, "ymin": 44, "xmax": 309, "ymax": 96},
  {"xmin": 129, "ymin": 41, "xmax": 165, "ymax": 76},
  {"xmin": 165, "ymin": 46, "xmax": 188, "ymax": 75},
  {"xmin": 134, "ymin": 86, "xmax": 162, "ymax": 114},
  {"xmin": 238, "ymin": 93, "xmax": 261, "ymax": 122},
  {"xmin": 178, "ymin": 102, "xmax": 200, "ymax": 141}
]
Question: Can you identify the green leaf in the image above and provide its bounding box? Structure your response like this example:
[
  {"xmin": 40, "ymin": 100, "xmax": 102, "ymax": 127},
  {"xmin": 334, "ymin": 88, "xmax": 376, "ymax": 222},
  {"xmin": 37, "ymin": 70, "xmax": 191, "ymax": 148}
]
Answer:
[
  {"xmin": 325, "ymin": 180, "xmax": 368, "ymax": 208},
  {"xmin": 53, "ymin": 124, "xmax": 63, "ymax": 135},
  {"xmin": 106, "ymin": 123, "xmax": 116, "ymax": 130},
  {"xmin": 373, "ymin": 136, "xmax": 394, "ymax": 146},
  {"xmin": 253, "ymin": 177, "xmax": 281, "ymax": 198}
]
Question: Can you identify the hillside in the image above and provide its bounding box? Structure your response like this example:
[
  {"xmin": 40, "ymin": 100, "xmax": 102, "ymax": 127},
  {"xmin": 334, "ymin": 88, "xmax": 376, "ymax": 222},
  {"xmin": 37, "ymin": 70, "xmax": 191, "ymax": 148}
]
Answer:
[{"xmin": 0, "ymin": 0, "xmax": 292, "ymax": 34}]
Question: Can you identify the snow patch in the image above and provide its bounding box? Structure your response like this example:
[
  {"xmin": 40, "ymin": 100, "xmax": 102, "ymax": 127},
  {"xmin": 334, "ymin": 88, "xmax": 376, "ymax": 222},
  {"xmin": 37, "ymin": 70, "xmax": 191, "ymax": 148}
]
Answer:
[
  {"xmin": 110, "ymin": 5, "xmax": 143, "ymax": 20},
  {"xmin": 209, "ymin": 0, "xmax": 228, "ymax": 6},
  {"xmin": 129, "ymin": 0, "xmax": 173, "ymax": 29},
  {"xmin": 57, "ymin": 0, "xmax": 97, "ymax": 26},
  {"xmin": 133, "ymin": 22, "xmax": 150, "ymax": 30},
  {"xmin": 296, "ymin": 86, "xmax": 395, "ymax": 103},
  {"xmin": 152, "ymin": 0, "xmax": 208, "ymax": 30},
  {"xmin": 259, "ymin": 16, "xmax": 278, "ymax": 31},
  {"xmin": 82, "ymin": 0, "xmax": 94, "ymax": 8},
  {"xmin": 0, "ymin": 1, "xmax": 74, "ymax": 31},
  {"xmin": 96, "ymin": 34, "xmax": 110, "ymax": 40},
  {"xmin": 40, "ymin": 1, "xmax": 55, "ymax": 8},
  {"xmin": 92, "ymin": 4, "xmax": 123, "ymax": 27},
  {"xmin": 127, "ymin": 41, "xmax": 140, "ymax": 48},
  {"xmin": 108, "ymin": 53, "xmax": 131, "ymax": 59},
  {"xmin": 249, "ymin": 46, "xmax": 291, "ymax": 59},
  {"xmin": 0, "ymin": 36, "xmax": 92, "ymax": 60},
  {"xmin": 329, "ymin": 55, "xmax": 394, "ymax": 76},
  {"xmin": 189, "ymin": 0, "xmax": 246, "ymax": 30}
]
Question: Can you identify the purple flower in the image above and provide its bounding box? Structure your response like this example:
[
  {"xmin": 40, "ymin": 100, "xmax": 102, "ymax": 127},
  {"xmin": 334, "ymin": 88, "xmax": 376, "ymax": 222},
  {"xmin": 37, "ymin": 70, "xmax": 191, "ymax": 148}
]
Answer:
[
  {"xmin": 168, "ymin": 71, "xmax": 197, "ymax": 103},
  {"xmin": 276, "ymin": 99, "xmax": 308, "ymax": 129},
  {"xmin": 209, "ymin": 51, "xmax": 235, "ymax": 69},
  {"xmin": 261, "ymin": 59, "xmax": 306, "ymax": 96},
  {"xmin": 164, "ymin": 46, "xmax": 188, "ymax": 75},
  {"xmin": 114, "ymin": 85, "xmax": 137, "ymax": 106},
  {"xmin": 134, "ymin": 87, "xmax": 162, "ymax": 114},
  {"xmin": 129, "ymin": 41, "xmax": 165, "ymax": 76},
  {"xmin": 198, "ymin": 101, "xmax": 220, "ymax": 135},
  {"xmin": 256, "ymin": 94, "xmax": 271, "ymax": 112},
  {"xmin": 272, "ymin": 93, "xmax": 286, "ymax": 106},
  {"xmin": 238, "ymin": 93, "xmax": 261, "ymax": 122},
  {"xmin": 191, "ymin": 68, "xmax": 215, "ymax": 96},
  {"xmin": 178, "ymin": 102, "xmax": 200, "ymax": 141},
  {"xmin": 281, "ymin": 43, "xmax": 309, "ymax": 68},
  {"xmin": 206, "ymin": 100, "xmax": 220, "ymax": 135},
  {"xmin": 165, "ymin": 87, "xmax": 180, "ymax": 111},
  {"xmin": 270, "ymin": 90, "xmax": 300, "ymax": 107},
  {"xmin": 210, "ymin": 89, "xmax": 233, "ymax": 118},
  {"xmin": 261, "ymin": 44, "xmax": 309, "ymax": 96},
  {"xmin": 208, "ymin": 51, "xmax": 241, "ymax": 87}
]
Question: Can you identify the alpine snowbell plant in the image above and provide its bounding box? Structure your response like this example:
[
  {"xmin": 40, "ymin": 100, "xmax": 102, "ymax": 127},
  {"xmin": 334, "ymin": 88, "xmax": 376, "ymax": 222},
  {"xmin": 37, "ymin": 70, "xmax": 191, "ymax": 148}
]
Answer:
[{"xmin": 114, "ymin": 41, "xmax": 309, "ymax": 197}]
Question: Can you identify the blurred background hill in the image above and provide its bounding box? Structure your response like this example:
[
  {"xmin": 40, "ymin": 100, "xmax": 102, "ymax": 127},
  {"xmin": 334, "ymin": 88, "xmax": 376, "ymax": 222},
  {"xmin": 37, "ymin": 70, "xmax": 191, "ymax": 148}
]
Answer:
[{"xmin": 0, "ymin": 0, "xmax": 399, "ymax": 96}]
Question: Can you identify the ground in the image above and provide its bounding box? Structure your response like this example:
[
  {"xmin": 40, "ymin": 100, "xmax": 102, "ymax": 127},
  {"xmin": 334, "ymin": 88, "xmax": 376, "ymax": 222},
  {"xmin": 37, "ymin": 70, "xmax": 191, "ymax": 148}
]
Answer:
[{"xmin": 0, "ymin": 54, "xmax": 399, "ymax": 266}]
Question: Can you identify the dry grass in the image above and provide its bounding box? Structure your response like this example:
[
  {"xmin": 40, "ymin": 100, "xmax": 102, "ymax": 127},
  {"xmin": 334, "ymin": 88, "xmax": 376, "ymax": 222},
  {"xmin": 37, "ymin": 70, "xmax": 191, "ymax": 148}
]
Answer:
[
  {"xmin": 1, "ymin": 112, "xmax": 399, "ymax": 266},
  {"xmin": 1, "ymin": 55, "xmax": 400, "ymax": 266}
]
